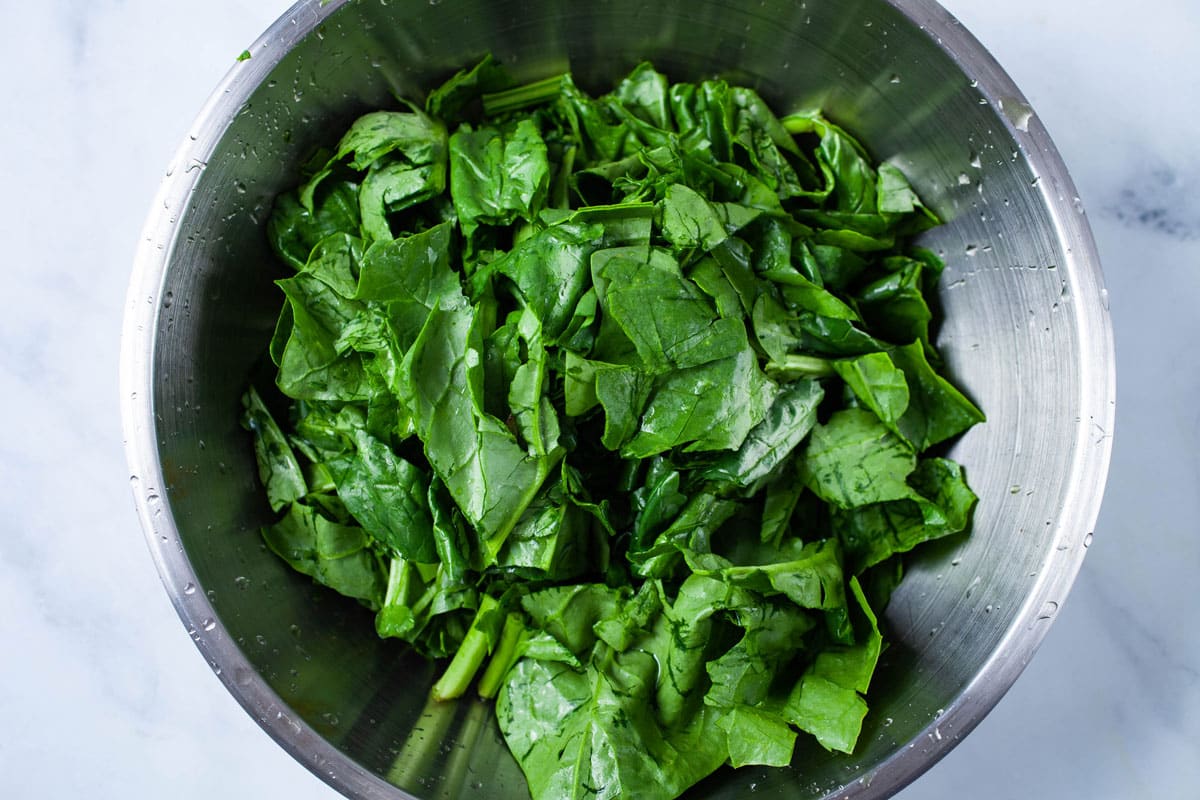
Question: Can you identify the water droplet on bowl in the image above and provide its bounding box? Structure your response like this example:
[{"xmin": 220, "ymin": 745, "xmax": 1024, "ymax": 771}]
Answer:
[
  {"xmin": 999, "ymin": 97, "xmax": 1034, "ymax": 132},
  {"xmin": 1036, "ymin": 600, "xmax": 1059, "ymax": 620}
]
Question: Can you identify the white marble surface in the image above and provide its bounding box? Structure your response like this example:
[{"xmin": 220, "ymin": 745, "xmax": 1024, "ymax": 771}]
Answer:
[{"xmin": 1, "ymin": 1, "xmax": 1196, "ymax": 798}]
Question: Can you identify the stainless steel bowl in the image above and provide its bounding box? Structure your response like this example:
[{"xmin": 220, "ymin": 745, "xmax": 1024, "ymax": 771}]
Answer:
[{"xmin": 120, "ymin": 0, "xmax": 1114, "ymax": 797}]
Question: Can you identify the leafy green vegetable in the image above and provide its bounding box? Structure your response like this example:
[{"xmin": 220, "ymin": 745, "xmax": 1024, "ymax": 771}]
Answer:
[{"xmin": 243, "ymin": 58, "xmax": 984, "ymax": 800}]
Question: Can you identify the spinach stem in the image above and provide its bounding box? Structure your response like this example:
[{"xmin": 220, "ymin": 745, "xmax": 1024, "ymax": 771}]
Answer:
[
  {"xmin": 431, "ymin": 593, "xmax": 499, "ymax": 701},
  {"xmin": 766, "ymin": 354, "xmax": 836, "ymax": 378},
  {"xmin": 477, "ymin": 613, "xmax": 525, "ymax": 699},
  {"xmin": 482, "ymin": 75, "xmax": 566, "ymax": 116}
]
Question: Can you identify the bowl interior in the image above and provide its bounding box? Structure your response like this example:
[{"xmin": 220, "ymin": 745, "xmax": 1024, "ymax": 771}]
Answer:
[{"xmin": 131, "ymin": 0, "xmax": 1112, "ymax": 798}]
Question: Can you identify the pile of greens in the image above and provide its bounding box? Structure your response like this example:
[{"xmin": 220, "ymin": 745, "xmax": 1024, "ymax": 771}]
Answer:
[{"xmin": 242, "ymin": 57, "xmax": 983, "ymax": 800}]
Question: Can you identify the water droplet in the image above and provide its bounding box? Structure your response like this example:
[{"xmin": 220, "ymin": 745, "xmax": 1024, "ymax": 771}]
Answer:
[
  {"xmin": 183, "ymin": 582, "xmax": 197, "ymax": 595},
  {"xmin": 965, "ymin": 244, "xmax": 978, "ymax": 257},
  {"xmin": 888, "ymin": 74, "xmax": 901, "ymax": 84},
  {"xmin": 162, "ymin": 291, "xmax": 173, "ymax": 308},
  {"xmin": 957, "ymin": 172, "xmax": 971, "ymax": 186},
  {"xmin": 202, "ymin": 619, "xmax": 217, "ymax": 632},
  {"xmin": 1099, "ymin": 287, "xmax": 1110, "ymax": 310},
  {"xmin": 1083, "ymin": 532, "xmax": 1094, "ymax": 548},
  {"xmin": 999, "ymin": 97, "xmax": 1034, "ymax": 132},
  {"xmin": 969, "ymin": 152, "xmax": 982, "ymax": 169},
  {"xmin": 1009, "ymin": 484, "xmax": 1021, "ymax": 494},
  {"xmin": 234, "ymin": 576, "xmax": 251, "ymax": 590},
  {"xmin": 1037, "ymin": 600, "xmax": 1059, "ymax": 620}
]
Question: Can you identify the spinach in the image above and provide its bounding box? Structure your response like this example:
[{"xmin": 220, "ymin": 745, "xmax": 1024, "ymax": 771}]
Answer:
[{"xmin": 243, "ymin": 58, "xmax": 984, "ymax": 800}]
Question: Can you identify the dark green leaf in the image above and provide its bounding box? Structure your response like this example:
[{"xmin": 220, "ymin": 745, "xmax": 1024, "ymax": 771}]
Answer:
[
  {"xmin": 268, "ymin": 181, "xmax": 361, "ymax": 271},
  {"xmin": 449, "ymin": 119, "xmax": 550, "ymax": 236},
  {"xmin": 700, "ymin": 378, "xmax": 824, "ymax": 489},
  {"xmin": 261, "ymin": 502, "xmax": 386, "ymax": 609},
  {"xmin": 892, "ymin": 341, "xmax": 985, "ymax": 451},
  {"xmin": 623, "ymin": 348, "xmax": 776, "ymax": 458},
  {"xmin": 327, "ymin": 429, "xmax": 438, "ymax": 563},
  {"xmin": 801, "ymin": 408, "xmax": 917, "ymax": 509},
  {"xmin": 832, "ymin": 351, "xmax": 910, "ymax": 433},
  {"xmin": 242, "ymin": 385, "xmax": 307, "ymax": 512}
]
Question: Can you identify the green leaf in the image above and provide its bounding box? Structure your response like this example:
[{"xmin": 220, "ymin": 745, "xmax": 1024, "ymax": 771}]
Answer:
[
  {"xmin": 687, "ymin": 539, "xmax": 847, "ymax": 611},
  {"xmin": 261, "ymin": 502, "xmax": 386, "ymax": 609},
  {"xmin": 492, "ymin": 220, "xmax": 605, "ymax": 342},
  {"xmin": 892, "ymin": 341, "xmax": 985, "ymax": 451},
  {"xmin": 801, "ymin": 408, "xmax": 917, "ymax": 509},
  {"xmin": 832, "ymin": 351, "xmax": 910, "ymax": 433},
  {"xmin": 857, "ymin": 258, "xmax": 933, "ymax": 349},
  {"xmin": 496, "ymin": 479, "xmax": 591, "ymax": 579},
  {"xmin": 425, "ymin": 54, "xmax": 515, "ymax": 123},
  {"xmin": 593, "ymin": 363, "xmax": 655, "ymax": 452},
  {"xmin": 593, "ymin": 246, "xmax": 750, "ymax": 372},
  {"xmin": 355, "ymin": 219, "xmax": 457, "ymax": 314},
  {"xmin": 497, "ymin": 652, "xmax": 728, "ymax": 800},
  {"xmin": 328, "ymin": 109, "xmax": 448, "ymax": 172},
  {"xmin": 660, "ymin": 183, "xmax": 761, "ymax": 255},
  {"xmin": 834, "ymin": 457, "xmax": 978, "ymax": 571},
  {"xmin": 700, "ymin": 378, "xmax": 824, "ymax": 489},
  {"xmin": 717, "ymin": 706, "xmax": 797, "ymax": 768},
  {"xmin": 613, "ymin": 62, "xmax": 672, "ymax": 130},
  {"xmin": 623, "ymin": 349, "xmax": 776, "ymax": 458},
  {"xmin": 327, "ymin": 429, "xmax": 438, "ymax": 563},
  {"xmin": 628, "ymin": 492, "xmax": 739, "ymax": 580},
  {"xmin": 449, "ymin": 119, "xmax": 550, "ymax": 236},
  {"xmin": 359, "ymin": 161, "xmax": 446, "ymax": 241},
  {"xmin": 782, "ymin": 672, "xmax": 868, "ymax": 754},
  {"xmin": 267, "ymin": 181, "xmax": 361, "ymax": 271},
  {"xmin": 403, "ymin": 300, "xmax": 559, "ymax": 562},
  {"xmin": 242, "ymin": 385, "xmax": 307, "ymax": 512},
  {"xmin": 273, "ymin": 271, "xmax": 374, "ymax": 401}
]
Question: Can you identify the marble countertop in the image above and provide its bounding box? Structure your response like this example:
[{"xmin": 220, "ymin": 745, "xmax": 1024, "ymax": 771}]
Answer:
[{"xmin": 1, "ymin": 1, "xmax": 1195, "ymax": 797}]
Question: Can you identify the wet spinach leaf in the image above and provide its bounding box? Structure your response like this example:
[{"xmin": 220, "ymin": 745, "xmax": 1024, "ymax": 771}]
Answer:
[{"xmin": 244, "ymin": 58, "xmax": 984, "ymax": 800}]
